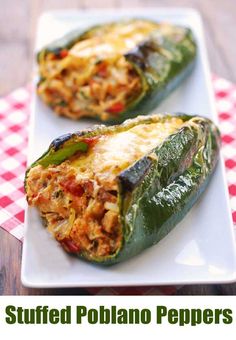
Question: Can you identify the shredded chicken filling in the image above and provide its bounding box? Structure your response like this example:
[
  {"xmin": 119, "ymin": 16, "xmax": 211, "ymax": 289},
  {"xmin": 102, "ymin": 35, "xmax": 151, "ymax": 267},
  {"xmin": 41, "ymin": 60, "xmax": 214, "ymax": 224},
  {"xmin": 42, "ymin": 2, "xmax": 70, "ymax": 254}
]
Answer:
[
  {"xmin": 27, "ymin": 163, "xmax": 122, "ymax": 258},
  {"xmin": 37, "ymin": 20, "xmax": 161, "ymax": 120},
  {"xmin": 38, "ymin": 56, "xmax": 142, "ymax": 120}
]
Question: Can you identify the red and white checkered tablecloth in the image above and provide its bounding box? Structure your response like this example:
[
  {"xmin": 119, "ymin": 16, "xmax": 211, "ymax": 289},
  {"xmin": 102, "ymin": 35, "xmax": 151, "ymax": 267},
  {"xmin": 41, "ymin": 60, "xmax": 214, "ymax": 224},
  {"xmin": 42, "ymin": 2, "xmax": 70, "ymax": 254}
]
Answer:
[{"xmin": 0, "ymin": 76, "xmax": 236, "ymax": 294}]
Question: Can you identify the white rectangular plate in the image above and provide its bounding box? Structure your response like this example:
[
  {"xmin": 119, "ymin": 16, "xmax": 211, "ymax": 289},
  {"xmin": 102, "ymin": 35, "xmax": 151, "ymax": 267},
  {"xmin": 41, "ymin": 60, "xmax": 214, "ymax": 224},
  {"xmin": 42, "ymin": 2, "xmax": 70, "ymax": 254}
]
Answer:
[{"xmin": 22, "ymin": 8, "xmax": 236, "ymax": 287}]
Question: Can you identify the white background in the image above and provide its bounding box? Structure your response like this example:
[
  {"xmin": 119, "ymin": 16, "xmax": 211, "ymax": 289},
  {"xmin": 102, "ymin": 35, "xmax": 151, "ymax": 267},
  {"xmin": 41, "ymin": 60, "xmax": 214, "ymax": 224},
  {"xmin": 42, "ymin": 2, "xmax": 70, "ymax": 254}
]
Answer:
[{"xmin": 0, "ymin": 296, "xmax": 235, "ymax": 339}]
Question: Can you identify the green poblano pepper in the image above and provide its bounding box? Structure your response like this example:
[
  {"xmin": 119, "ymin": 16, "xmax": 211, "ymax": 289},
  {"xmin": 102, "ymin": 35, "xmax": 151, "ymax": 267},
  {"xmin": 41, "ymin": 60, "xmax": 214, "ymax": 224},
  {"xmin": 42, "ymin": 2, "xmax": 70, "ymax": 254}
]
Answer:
[{"xmin": 25, "ymin": 114, "xmax": 220, "ymax": 264}]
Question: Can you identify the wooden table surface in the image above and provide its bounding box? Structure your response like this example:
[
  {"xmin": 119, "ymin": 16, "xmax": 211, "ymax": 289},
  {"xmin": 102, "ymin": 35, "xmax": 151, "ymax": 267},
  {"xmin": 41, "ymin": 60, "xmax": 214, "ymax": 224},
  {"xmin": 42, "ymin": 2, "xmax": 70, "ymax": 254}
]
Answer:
[{"xmin": 1, "ymin": 0, "xmax": 236, "ymax": 295}]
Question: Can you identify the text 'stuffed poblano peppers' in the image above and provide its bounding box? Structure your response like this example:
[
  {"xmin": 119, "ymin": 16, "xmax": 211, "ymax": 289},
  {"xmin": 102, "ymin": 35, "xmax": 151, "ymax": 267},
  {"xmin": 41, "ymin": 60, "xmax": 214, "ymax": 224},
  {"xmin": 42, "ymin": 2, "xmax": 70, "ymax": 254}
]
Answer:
[
  {"xmin": 25, "ymin": 113, "xmax": 220, "ymax": 264},
  {"xmin": 37, "ymin": 19, "xmax": 197, "ymax": 123}
]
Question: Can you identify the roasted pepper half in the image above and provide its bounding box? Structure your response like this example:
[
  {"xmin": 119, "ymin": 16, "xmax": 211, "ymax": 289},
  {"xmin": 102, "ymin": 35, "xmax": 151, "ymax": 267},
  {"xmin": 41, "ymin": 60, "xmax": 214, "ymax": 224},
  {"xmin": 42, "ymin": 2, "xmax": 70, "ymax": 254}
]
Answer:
[
  {"xmin": 25, "ymin": 113, "xmax": 220, "ymax": 264},
  {"xmin": 37, "ymin": 19, "xmax": 197, "ymax": 123}
]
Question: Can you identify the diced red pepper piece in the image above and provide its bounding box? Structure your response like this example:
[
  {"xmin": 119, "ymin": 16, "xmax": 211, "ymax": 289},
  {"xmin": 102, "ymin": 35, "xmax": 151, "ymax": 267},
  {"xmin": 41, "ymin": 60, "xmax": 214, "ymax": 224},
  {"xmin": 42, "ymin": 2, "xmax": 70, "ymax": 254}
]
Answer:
[
  {"xmin": 61, "ymin": 178, "xmax": 84, "ymax": 197},
  {"xmin": 97, "ymin": 62, "xmax": 108, "ymax": 77},
  {"xmin": 107, "ymin": 102, "xmax": 125, "ymax": 114},
  {"xmin": 60, "ymin": 49, "xmax": 68, "ymax": 58},
  {"xmin": 63, "ymin": 239, "xmax": 80, "ymax": 253},
  {"xmin": 82, "ymin": 136, "xmax": 100, "ymax": 148}
]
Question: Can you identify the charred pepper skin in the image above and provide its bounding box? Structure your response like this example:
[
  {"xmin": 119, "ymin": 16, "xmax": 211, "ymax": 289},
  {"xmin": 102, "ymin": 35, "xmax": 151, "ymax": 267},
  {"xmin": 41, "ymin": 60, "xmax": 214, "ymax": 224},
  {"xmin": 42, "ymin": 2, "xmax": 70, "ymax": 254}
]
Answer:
[
  {"xmin": 37, "ymin": 20, "xmax": 197, "ymax": 123},
  {"xmin": 25, "ymin": 114, "xmax": 220, "ymax": 264}
]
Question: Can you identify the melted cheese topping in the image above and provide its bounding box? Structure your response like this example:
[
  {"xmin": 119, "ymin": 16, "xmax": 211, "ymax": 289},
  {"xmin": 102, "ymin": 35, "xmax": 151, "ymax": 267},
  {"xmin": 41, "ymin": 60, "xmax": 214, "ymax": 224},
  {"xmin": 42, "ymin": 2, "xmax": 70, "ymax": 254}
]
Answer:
[
  {"xmin": 69, "ymin": 21, "xmax": 158, "ymax": 59},
  {"xmin": 71, "ymin": 118, "xmax": 184, "ymax": 187}
]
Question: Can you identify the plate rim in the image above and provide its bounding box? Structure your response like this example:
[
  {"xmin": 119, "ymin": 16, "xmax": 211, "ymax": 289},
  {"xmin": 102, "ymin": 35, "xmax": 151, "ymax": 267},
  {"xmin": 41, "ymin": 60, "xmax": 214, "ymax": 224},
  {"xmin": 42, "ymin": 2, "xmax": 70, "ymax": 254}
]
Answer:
[{"xmin": 21, "ymin": 7, "xmax": 236, "ymax": 288}]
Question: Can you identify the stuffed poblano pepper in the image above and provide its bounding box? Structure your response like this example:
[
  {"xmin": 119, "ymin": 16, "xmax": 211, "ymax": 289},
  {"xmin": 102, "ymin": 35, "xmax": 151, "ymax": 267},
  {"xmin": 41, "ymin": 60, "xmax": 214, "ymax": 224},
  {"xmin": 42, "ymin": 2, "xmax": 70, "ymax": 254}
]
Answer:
[
  {"xmin": 37, "ymin": 19, "xmax": 197, "ymax": 123},
  {"xmin": 25, "ymin": 113, "xmax": 220, "ymax": 264}
]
